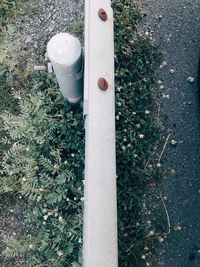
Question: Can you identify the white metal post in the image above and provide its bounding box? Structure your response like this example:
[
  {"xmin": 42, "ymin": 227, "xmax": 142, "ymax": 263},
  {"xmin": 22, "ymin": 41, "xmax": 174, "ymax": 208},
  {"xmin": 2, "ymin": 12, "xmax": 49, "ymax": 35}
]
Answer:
[
  {"xmin": 83, "ymin": 0, "xmax": 118, "ymax": 266},
  {"xmin": 47, "ymin": 33, "xmax": 83, "ymax": 104}
]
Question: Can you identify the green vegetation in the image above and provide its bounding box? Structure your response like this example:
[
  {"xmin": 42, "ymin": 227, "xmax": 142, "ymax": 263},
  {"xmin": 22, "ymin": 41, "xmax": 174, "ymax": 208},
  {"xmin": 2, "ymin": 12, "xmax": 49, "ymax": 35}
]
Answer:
[
  {"xmin": 0, "ymin": 0, "xmax": 161, "ymax": 266},
  {"xmin": 113, "ymin": 1, "xmax": 161, "ymax": 266},
  {"xmin": 0, "ymin": 73, "xmax": 84, "ymax": 266}
]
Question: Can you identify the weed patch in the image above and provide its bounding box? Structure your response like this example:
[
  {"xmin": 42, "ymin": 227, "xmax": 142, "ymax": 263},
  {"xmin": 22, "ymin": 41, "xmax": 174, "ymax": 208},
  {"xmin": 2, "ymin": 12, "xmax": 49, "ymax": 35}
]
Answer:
[{"xmin": 113, "ymin": 0, "xmax": 161, "ymax": 265}]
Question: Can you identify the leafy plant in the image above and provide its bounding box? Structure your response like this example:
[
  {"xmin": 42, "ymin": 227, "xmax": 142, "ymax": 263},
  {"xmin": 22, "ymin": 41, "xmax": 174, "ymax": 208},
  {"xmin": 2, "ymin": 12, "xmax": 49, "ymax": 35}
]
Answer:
[{"xmin": 0, "ymin": 73, "xmax": 84, "ymax": 266}]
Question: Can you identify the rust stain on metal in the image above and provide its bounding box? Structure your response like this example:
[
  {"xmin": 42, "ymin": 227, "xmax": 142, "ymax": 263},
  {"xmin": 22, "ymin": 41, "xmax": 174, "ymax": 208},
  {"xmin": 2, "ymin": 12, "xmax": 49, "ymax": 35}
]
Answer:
[
  {"xmin": 98, "ymin": 8, "xmax": 108, "ymax": 21},
  {"xmin": 98, "ymin": 78, "xmax": 109, "ymax": 91}
]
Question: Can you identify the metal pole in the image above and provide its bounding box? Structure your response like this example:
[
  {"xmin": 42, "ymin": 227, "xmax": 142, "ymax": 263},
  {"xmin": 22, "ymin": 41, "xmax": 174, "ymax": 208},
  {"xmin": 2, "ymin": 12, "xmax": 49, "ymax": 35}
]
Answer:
[
  {"xmin": 83, "ymin": 0, "xmax": 118, "ymax": 266},
  {"xmin": 47, "ymin": 33, "xmax": 83, "ymax": 104}
]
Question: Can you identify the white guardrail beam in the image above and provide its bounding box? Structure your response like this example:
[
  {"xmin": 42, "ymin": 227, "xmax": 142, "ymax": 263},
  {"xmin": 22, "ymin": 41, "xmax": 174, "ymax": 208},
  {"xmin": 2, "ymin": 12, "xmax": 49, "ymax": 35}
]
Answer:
[{"xmin": 83, "ymin": 0, "xmax": 118, "ymax": 267}]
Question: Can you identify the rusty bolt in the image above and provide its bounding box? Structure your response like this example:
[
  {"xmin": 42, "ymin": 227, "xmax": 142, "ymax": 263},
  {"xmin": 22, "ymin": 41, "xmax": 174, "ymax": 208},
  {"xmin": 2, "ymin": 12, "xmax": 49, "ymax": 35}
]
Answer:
[
  {"xmin": 98, "ymin": 78, "xmax": 108, "ymax": 91},
  {"xmin": 98, "ymin": 8, "xmax": 108, "ymax": 21}
]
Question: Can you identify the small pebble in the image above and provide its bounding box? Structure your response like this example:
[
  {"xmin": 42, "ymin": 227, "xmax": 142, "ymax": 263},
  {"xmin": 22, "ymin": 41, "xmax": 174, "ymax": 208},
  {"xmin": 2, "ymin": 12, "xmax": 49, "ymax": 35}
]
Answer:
[
  {"xmin": 170, "ymin": 69, "xmax": 175, "ymax": 74},
  {"xmin": 162, "ymin": 93, "xmax": 170, "ymax": 99},
  {"xmin": 187, "ymin": 76, "xmax": 195, "ymax": 83},
  {"xmin": 160, "ymin": 61, "xmax": 167, "ymax": 68}
]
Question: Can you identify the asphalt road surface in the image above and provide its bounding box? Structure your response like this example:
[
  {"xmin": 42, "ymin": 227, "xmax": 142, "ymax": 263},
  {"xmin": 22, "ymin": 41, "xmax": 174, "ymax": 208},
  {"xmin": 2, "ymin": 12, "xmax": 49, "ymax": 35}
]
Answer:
[{"xmin": 143, "ymin": 0, "xmax": 200, "ymax": 266}]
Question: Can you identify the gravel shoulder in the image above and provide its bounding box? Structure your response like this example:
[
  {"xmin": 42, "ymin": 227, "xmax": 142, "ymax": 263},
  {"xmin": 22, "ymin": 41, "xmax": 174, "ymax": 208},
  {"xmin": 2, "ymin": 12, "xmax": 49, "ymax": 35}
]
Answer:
[{"xmin": 142, "ymin": 0, "xmax": 200, "ymax": 266}]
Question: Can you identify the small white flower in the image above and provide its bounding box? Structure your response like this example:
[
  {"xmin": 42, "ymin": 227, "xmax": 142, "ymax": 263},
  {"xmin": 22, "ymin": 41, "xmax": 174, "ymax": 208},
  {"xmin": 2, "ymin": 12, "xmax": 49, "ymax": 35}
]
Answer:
[
  {"xmin": 132, "ymin": 111, "xmax": 136, "ymax": 115},
  {"xmin": 82, "ymin": 179, "xmax": 85, "ymax": 185},
  {"xmin": 78, "ymin": 238, "xmax": 82, "ymax": 244},
  {"xmin": 55, "ymin": 213, "xmax": 58, "ymax": 217},
  {"xmin": 162, "ymin": 93, "xmax": 170, "ymax": 99},
  {"xmin": 64, "ymin": 160, "xmax": 68, "ymax": 165},
  {"xmin": 136, "ymin": 124, "xmax": 141, "ymax": 129},
  {"xmin": 37, "ymin": 195, "xmax": 42, "ymax": 202},
  {"xmin": 123, "ymin": 138, "xmax": 127, "ymax": 142},
  {"xmin": 171, "ymin": 139, "xmax": 178, "ymax": 145},
  {"xmin": 117, "ymin": 86, "xmax": 122, "ymax": 91},
  {"xmin": 158, "ymin": 80, "xmax": 162, "ymax": 85},
  {"xmin": 174, "ymin": 224, "xmax": 182, "ymax": 231},
  {"xmin": 147, "ymin": 220, "xmax": 151, "ymax": 225},
  {"xmin": 74, "ymin": 197, "xmax": 77, "ymax": 200},
  {"xmin": 48, "ymin": 211, "xmax": 53, "ymax": 216},
  {"xmin": 53, "ymin": 164, "xmax": 58, "ymax": 169},
  {"xmin": 134, "ymin": 154, "xmax": 138, "ymax": 158},
  {"xmin": 66, "ymin": 198, "xmax": 70, "ymax": 201},
  {"xmin": 145, "ymin": 110, "xmax": 150, "ymax": 115},
  {"xmin": 43, "ymin": 215, "xmax": 48, "ymax": 220},
  {"xmin": 158, "ymin": 236, "xmax": 164, "ymax": 242},
  {"xmin": 26, "ymin": 147, "xmax": 30, "ymax": 152},
  {"xmin": 81, "ymin": 197, "xmax": 84, "ymax": 202},
  {"xmin": 141, "ymin": 255, "xmax": 146, "ymax": 260},
  {"xmin": 57, "ymin": 251, "xmax": 63, "ymax": 257},
  {"xmin": 160, "ymin": 85, "xmax": 164, "ymax": 89},
  {"xmin": 139, "ymin": 134, "xmax": 145, "ymax": 139},
  {"xmin": 22, "ymin": 177, "xmax": 27, "ymax": 182},
  {"xmin": 127, "ymin": 144, "xmax": 132, "ymax": 148},
  {"xmin": 116, "ymin": 115, "xmax": 120, "ymax": 120},
  {"xmin": 124, "ymin": 129, "xmax": 127, "ymax": 132},
  {"xmin": 29, "ymin": 244, "xmax": 33, "ymax": 249},
  {"xmin": 71, "ymin": 153, "xmax": 75, "ymax": 157},
  {"xmin": 157, "ymin": 163, "xmax": 161, "ymax": 168},
  {"xmin": 122, "ymin": 146, "xmax": 126, "ymax": 150},
  {"xmin": 58, "ymin": 216, "xmax": 64, "ymax": 223},
  {"xmin": 117, "ymin": 102, "xmax": 122, "ymax": 107},
  {"xmin": 149, "ymin": 230, "xmax": 155, "ymax": 236}
]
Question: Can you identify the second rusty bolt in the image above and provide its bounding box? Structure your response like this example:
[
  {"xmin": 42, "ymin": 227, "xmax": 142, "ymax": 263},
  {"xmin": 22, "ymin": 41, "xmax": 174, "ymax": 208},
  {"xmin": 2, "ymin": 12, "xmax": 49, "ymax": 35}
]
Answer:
[
  {"xmin": 98, "ymin": 78, "xmax": 109, "ymax": 91},
  {"xmin": 98, "ymin": 8, "xmax": 108, "ymax": 21}
]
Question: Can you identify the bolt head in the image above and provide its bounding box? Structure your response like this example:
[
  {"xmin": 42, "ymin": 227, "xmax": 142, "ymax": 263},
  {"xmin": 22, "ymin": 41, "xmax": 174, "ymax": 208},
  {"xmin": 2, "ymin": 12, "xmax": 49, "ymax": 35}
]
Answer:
[
  {"xmin": 98, "ymin": 8, "xmax": 108, "ymax": 21},
  {"xmin": 98, "ymin": 78, "xmax": 109, "ymax": 91}
]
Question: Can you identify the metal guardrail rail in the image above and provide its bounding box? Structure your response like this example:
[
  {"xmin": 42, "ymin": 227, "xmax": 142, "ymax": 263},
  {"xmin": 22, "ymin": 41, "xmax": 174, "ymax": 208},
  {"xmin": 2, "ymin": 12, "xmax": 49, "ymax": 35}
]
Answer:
[{"xmin": 83, "ymin": 1, "xmax": 118, "ymax": 266}]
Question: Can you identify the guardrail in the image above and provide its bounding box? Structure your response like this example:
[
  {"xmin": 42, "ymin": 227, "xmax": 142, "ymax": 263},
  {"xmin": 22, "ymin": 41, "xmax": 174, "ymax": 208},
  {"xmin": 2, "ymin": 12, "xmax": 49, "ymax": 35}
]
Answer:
[{"xmin": 83, "ymin": 1, "xmax": 118, "ymax": 266}]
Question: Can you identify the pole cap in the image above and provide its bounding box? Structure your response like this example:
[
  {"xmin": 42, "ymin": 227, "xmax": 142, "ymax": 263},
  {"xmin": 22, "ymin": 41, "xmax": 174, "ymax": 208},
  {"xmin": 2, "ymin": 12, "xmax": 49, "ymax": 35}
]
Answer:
[{"xmin": 47, "ymin": 33, "xmax": 82, "ymax": 67}]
